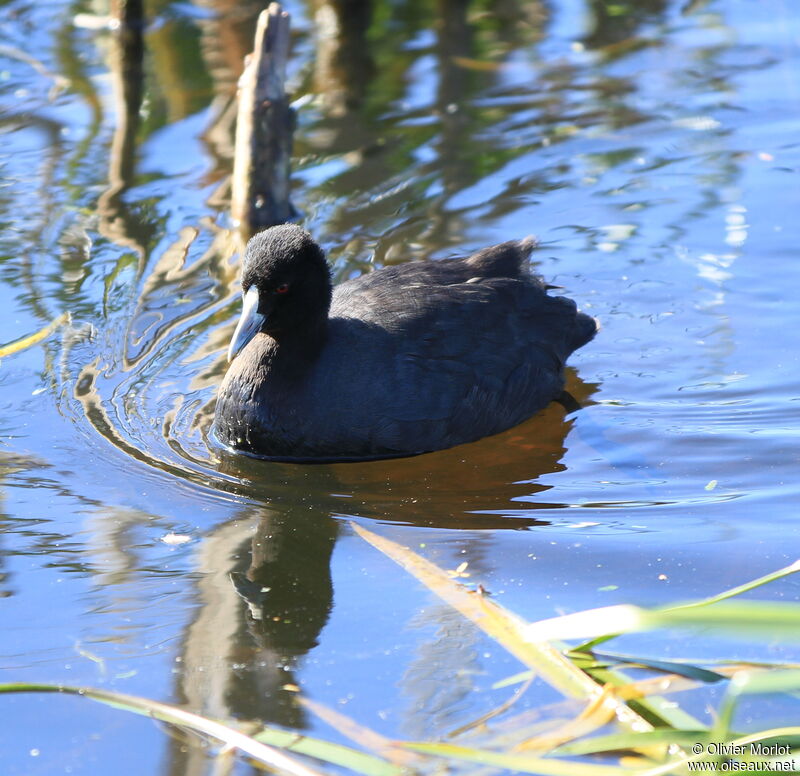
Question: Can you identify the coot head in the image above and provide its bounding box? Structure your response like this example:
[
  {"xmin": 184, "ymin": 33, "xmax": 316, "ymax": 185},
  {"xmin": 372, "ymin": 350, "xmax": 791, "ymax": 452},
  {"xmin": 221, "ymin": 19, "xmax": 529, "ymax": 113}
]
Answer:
[{"xmin": 228, "ymin": 225, "xmax": 333, "ymax": 361}]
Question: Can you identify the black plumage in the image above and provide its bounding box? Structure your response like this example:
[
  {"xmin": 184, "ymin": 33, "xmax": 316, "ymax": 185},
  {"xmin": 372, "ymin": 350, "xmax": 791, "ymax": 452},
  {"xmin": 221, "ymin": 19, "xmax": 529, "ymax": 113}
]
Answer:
[{"xmin": 213, "ymin": 224, "xmax": 598, "ymax": 461}]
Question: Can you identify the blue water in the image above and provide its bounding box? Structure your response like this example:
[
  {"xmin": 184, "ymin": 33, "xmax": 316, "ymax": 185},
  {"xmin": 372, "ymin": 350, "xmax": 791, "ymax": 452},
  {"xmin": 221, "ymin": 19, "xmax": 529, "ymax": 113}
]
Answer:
[{"xmin": 1, "ymin": 0, "xmax": 800, "ymax": 772}]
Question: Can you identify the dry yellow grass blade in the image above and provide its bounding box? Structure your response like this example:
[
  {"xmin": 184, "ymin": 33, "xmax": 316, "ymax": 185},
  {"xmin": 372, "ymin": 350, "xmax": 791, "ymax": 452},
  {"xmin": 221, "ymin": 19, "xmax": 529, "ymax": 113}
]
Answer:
[
  {"xmin": 451, "ymin": 56, "xmax": 506, "ymax": 72},
  {"xmin": 0, "ymin": 312, "xmax": 70, "ymax": 359},
  {"xmin": 351, "ymin": 524, "xmax": 653, "ymax": 735},
  {"xmin": 513, "ymin": 683, "xmax": 620, "ymax": 753},
  {"xmin": 447, "ymin": 676, "xmax": 534, "ymax": 739}
]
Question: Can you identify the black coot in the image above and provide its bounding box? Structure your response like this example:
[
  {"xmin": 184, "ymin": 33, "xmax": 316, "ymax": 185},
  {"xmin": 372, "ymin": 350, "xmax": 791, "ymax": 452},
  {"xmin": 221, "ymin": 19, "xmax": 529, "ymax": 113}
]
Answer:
[{"xmin": 214, "ymin": 224, "xmax": 598, "ymax": 461}]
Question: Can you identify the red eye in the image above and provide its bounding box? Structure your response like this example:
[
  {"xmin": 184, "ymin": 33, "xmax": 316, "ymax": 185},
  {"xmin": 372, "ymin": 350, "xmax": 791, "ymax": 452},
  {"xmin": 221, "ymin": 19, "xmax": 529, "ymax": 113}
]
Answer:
[{"xmin": 276, "ymin": 283, "xmax": 289, "ymax": 294}]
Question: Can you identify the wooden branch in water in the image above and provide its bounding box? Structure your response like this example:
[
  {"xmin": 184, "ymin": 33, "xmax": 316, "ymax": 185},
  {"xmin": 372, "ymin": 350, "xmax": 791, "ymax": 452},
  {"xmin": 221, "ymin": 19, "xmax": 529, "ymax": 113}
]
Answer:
[{"xmin": 231, "ymin": 3, "xmax": 295, "ymax": 234}]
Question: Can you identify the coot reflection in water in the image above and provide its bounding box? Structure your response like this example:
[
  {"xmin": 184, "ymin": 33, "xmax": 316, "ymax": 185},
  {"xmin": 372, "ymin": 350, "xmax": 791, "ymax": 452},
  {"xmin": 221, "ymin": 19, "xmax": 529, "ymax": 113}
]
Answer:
[{"xmin": 214, "ymin": 224, "xmax": 598, "ymax": 462}]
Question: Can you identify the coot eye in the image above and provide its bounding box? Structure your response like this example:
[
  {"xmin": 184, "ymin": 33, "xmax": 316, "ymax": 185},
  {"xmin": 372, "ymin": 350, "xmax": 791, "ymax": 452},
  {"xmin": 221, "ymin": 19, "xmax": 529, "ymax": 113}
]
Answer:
[{"xmin": 275, "ymin": 283, "xmax": 290, "ymax": 294}]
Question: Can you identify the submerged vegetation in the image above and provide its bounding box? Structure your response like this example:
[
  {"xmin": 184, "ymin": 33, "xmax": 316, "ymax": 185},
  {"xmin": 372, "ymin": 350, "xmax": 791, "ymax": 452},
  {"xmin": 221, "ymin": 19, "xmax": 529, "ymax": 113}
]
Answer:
[{"xmin": 5, "ymin": 525, "xmax": 800, "ymax": 775}]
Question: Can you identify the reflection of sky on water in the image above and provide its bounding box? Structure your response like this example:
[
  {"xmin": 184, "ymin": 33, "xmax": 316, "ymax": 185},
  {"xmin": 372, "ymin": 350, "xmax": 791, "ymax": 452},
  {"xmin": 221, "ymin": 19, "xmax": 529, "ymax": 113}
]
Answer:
[{"xmin": 1, "ymin": 0, "xmax": 800, "ymax": 771}]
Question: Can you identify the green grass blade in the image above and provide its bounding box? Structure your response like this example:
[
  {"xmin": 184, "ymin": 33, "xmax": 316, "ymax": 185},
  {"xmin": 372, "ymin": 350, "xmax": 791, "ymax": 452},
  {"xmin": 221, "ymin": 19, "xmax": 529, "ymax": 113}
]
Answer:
[
  {"xmin": 252, "ymin": 728, "xmax": 405, "ymax": 776},
  {"xmin": 712, "ymin": 670, "xmax": 800, "ymax": 744},
  {"xmin": 526, "ymin": 605, "xmax": 646, "ymax": 642},
  {"xmin": 493, "ymin": 669, "xmax": 535, "ymax": 689},
  {"xmin": 638, "ymin": 727, "xmax": 800, "ymax": 776},
  {"xmin": 0, "ymin": 683, "xmax": 329, "ymax": 776},
  {"xmin": 666, "ymin": 560, "xmax": 800, "ymax": 612},
  {"xmin": 554, "ymin": 729, "xmax": 709, "ymax": 755},
  {"xmin": 571, "ymin": 651, "xmax": 726, "ymax": 683},
  {"xmin": 579, "ymin": 663, "xmax": 706, "ymax": 732},
  {"xmin": 298, "ymin": 696, "xmax": 423, "ymax": 768},
  {"xmin": 571, "ymin": 560, "xmax": 800, "ymax": 653},
  {"xmin": 402, "ymin": 741, "xmax": 633, "ymax": 776},
  {"xmin": 527, "ymin": 601, "xmax": 800, "ymax": 642}
]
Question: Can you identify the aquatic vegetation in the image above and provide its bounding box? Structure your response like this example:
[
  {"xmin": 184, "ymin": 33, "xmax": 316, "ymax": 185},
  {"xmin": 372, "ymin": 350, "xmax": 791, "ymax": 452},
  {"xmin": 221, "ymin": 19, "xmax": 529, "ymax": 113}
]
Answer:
[{"xmin": 5, "ymin": 530, "xmax": 800, "ymax": 775}]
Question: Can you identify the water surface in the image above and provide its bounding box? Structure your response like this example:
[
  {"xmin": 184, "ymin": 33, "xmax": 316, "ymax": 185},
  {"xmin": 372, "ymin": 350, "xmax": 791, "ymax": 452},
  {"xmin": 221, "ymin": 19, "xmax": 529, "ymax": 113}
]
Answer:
[{"xmin": 1, "ymin": 0, "xmax": 800, "ymax": 772}]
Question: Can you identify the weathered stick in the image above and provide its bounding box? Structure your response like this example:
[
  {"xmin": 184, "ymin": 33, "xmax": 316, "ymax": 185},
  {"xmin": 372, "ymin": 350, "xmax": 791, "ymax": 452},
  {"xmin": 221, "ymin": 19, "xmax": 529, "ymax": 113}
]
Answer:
[{"xmin": 231, "ymin": 3, "xmax": 294, "ymax": 234}]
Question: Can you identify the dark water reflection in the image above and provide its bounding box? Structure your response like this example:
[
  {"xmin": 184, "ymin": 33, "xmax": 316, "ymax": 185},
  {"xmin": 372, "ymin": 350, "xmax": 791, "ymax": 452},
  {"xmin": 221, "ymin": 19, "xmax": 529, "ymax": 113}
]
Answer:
[{"xmin": 2, "ymin": 0, "xmax": 800, "ymax": 772}]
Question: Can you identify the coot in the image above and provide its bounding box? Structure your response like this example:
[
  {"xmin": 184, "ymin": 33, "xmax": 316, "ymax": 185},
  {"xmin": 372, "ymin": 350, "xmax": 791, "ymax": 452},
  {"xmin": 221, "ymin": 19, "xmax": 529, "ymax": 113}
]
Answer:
[{"xmin": 214, "ymin": 224, "xmax": 597, "ymax": 461}]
